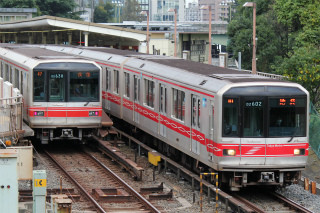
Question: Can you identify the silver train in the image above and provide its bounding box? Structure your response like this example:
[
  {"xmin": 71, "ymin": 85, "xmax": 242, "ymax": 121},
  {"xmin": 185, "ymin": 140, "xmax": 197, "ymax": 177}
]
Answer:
[
  {"xmin": 0, "ymin": 44, "xmax": 102, "ymax": 143},
  {"xmin": 35, "ymin": 45, "xmax": 311, "ymax": 190}
]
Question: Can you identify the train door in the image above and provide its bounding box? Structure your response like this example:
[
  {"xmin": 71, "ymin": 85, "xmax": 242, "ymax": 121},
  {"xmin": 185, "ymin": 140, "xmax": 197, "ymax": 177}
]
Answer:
[
  {"xmin": 191, "ymin": 94, "xmax": 201, "ymax": 155},
  {"xmin": 47, "ymin": 71, "xmax": 67, "ymax": 125},
  {"xmin": 240, "ymin": 97, "xmax": 266, "ymax": 165},
  {"xmin": 105, "ymin": 68, "xmax": 111, "ymax": 111},
  {"xmin": 159, "ymin": 84, "xmax": 167, "ymax": 137},
  {"xmin": 133, "ymin": 75, "xmax": 140, "ymax": 124},
  {"xmin": 32, "ymin": 70, "xmax": 48, "ymax": 124}
]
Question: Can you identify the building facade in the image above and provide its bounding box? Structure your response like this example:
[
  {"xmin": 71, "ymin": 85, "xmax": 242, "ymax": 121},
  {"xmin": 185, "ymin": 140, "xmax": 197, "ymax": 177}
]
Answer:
[
  {"xmin": 198, "ymin": 0, "xmax": 235, "ymax": 22},
  {"xmin": 185, "ymin": 2, "xmax": 200, "ymax": 21},
  {"xmin": 150, "ymin": 0, "xmax": 185, "ymax": 22},
  {"xmin": 0, "ymin": 8, "xmax": 37, "ymax": 22}
]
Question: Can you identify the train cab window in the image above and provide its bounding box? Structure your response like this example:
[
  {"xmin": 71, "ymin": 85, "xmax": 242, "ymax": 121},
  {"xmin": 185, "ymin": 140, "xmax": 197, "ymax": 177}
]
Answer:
[
  {"xmin": 69, "ymin": 71, "xmax": 99, "ymax": 102},
  {"xmin": 33, "ymin": 71, "xmax": 46, "ymax": 102},
  {"xmin": 49, "ymin": 73, "xmax": 65, "ymax": 102},
  {"xmin": 114, "ymin": 70, "xmax": 119, "ymax": 94},
  {"xmin": 269, "ymin": 98, "xmax": 306, "ymax": 137},
  {"xmin": 124, "ymin": 72, "xmax": 130, "ymax": 98},
  {"xmin": 223, "ymin": 98, "xmax": 239, "ymax": 136},
  {"xmin": 172, "ymin": 88, "xmax": 185, "ymax": 121},
  {"xmin": 243, "ymin": 100, "xmax": 264, "ymax": 137},
  {"xmin": 144, "ymin": 79, "xmax": 154, "ymax": 108}
]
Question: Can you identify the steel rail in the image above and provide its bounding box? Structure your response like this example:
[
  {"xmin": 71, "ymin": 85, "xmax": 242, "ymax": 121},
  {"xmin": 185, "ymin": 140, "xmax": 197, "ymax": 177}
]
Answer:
[
  {"xmin": 271, "ymin": 192, "xmax": 314, "ymax": 213},
  {"xmin": 84, "ymin": 150, "xmax": 161, "ymax": 213},
  {"xmin": 113, "ymin": 127, "xmax": 256, "ymax": 213},
  {"xmin": 44, "ymin": 150, "xmax": 107, "ymax": 213},
  {"xmin": 232, "ymin": 193, "xmax": 266, "ymax": 213}
]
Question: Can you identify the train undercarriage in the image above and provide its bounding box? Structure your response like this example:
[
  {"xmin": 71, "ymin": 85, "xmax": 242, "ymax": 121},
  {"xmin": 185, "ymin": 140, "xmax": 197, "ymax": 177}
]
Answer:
[{"xmin": 35, "ymin": 127, "xmax": 96, "ymax": 144}]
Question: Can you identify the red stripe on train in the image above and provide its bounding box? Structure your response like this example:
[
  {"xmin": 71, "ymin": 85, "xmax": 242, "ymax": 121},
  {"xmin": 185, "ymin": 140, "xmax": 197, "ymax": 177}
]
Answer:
[{"xmin": 105, "ymin": 92, "xmax": 308, "ymax": 157}]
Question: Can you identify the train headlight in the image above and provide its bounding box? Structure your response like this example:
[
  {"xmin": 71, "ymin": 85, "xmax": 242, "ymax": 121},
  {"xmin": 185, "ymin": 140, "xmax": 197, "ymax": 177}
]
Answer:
[
  {"xmin": 294, "ymin": 148, "xmax": 305, "ymax": 155},
  {"xmin": 223, "ymin": 149, "xmax": 236, "ymax": 156}
]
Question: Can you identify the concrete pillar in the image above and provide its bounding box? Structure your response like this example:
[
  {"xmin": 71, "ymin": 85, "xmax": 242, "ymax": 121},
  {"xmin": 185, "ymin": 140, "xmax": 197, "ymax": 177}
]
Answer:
[
  {"xmin": 28, "ymin": 33, "xmax": 33, "ymax": 44},
  {"xmin": 33, "ymin": 170, "xmax": 47, "ymax": 213},
  {"xmin": 68, "ymin": 31, "xmax": 72, "ymax": 45},
  {"xmin": 14, "ymin": 34, "xmax": 18, "ymax": 44},
  {"xmin": 83, "ymin": 32, "xmax": 89, "ymax": 47},
  {"xmin": 0, "ymin": 149, "xmax": 18, "ymax": 213},
  {"xmin": 42, "ymin": 32, "xmax": 47, "ymax": 44},
  {"xmin": 54, "ymin": 33, "xmax": 59, "ymax": 44},
  {"xmin": 1, "ymin": 34, "xmax": 5, "ymax": 43}
]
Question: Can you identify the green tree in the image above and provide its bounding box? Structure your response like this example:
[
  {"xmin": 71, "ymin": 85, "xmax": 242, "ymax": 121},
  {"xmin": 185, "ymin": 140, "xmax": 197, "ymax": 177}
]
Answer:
[
  {"xmin": 228, "ymin": 0, "xmax": 283, "ymax": 73},
  {"xmin": 121, "ymin": 0, "xmax": 141, "ymax": 22},
  {"xmin": 94, "ymin": 1, "xmax": 114, "ymax": 23},
  {"xmin": 0, "ymin": 0, "xmax": 37, "ymax": 8},
  {"xmin": 277, "ymin": 46, "xmax": 320, "ymax": 107},
  {"xmin": 273, "ymin": 0, "xmax": 320, "ymax": 107},
  {"xmin": 35, "ymin": 0, "xmax": 81, "ymax": 19}
]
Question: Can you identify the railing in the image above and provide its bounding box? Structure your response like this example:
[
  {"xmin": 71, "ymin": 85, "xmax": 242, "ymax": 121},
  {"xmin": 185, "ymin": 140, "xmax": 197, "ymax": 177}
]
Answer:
[
  {"xmin": 0, "ymin": 94, "xmax": 23, "ymax": 144},
  {"xmin": 309, "ymin": 103, "xmax": 320, "ymax": 159}
]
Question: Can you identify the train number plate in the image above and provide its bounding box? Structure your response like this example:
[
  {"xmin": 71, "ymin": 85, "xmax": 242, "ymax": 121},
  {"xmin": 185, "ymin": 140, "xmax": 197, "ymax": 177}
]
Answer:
[
  {"xmin": 34, "ymin": 111, "xmax": 45, "ymax": 116},
  {"xmin": 89, "ymin": 111, "xmax": 99, "ymax": 116}
]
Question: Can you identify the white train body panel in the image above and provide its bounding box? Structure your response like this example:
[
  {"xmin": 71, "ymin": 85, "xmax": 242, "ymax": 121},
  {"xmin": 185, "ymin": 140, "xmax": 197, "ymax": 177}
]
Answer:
[
  {"xmin": 42, "ymin": 45, "xmax": 309, "ymax": 189},
  {"xmin": 0, "ymin": 44, "xmax": 102, "ymax": 143}
]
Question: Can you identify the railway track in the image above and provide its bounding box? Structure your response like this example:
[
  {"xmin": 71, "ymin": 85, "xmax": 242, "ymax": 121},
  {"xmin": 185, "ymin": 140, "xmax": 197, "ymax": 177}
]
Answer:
[
  {"xmin": 43, "ymin": 147, "xmax": 161, "ymax": 213},
  {"xmin": 232, "ymin": 190, "xmax": 314, "ymax": 213},
  {"xmin": 111, "ymin": 126, "xmax": 317, "ymax": 213}
]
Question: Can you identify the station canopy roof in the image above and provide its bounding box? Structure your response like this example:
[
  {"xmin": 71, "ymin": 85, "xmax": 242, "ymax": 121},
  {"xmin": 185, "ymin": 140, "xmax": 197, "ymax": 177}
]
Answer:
[{"xmin": 0, "ymin": 15, "xmax": 146, "ymax": 44}]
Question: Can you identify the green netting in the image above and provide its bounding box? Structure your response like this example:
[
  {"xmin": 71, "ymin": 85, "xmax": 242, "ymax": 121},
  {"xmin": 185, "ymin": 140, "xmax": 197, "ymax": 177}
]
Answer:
[{"xmin": 309, "ymin": 103, "xmax": 320, "ymax": 159}]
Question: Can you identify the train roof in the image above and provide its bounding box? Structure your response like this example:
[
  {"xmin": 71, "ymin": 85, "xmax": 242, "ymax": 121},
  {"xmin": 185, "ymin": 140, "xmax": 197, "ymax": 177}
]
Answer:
[
  {"xmin": 0, "ymin": 43, "xmax": 85, "ymax": 60},
  {"xmin": 58, "ymin": 46, "xmax": 286, "ymax": 84}
]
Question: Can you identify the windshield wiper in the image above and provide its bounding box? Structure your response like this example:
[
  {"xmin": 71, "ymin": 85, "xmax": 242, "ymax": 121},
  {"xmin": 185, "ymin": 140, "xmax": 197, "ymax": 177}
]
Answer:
[{"xmin": 288, "ymin": 127, "xmax": 298, "ymax": 143}]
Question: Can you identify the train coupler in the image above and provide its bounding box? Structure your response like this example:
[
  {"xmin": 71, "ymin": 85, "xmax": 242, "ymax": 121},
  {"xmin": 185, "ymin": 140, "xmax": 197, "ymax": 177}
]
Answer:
[
  {"xmin": 260, "ymin": 172, "xmax": 275, "ymax": 182},
  {"xmin": 61, "ymin": 129, "xmax": 74, "ymax": 138}
]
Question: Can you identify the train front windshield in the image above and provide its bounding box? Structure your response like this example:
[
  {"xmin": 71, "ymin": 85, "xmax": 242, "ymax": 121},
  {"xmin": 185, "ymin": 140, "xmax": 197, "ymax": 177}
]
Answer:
[
  {"xmin": 223, "ymin": 86, "xmax": 307, "ymax": 138},
  {"xmin": 33, "ymin": 62, "xmax": 100, "ymax": 102}
]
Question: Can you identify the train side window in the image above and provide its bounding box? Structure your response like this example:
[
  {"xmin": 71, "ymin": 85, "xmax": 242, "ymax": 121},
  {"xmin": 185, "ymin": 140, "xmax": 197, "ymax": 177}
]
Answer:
[
  {"xmin": 20, "ymin": 71, "xmax": 23, "ymax": 94},
  {"xmin": 9, "ymin": 66, "xmax": 13, "ymax": 83},
  {"xmin": 33, "ymin": 71, "xmax": 46, "ymax": 102},
  {"xmin": 114, "ymin": 70, "xmax": 119, "ymax": 94},
  {"xmin": 14, "ymin": 68, "xmax": 19, "ymax": 89},
  {"xmin": 222, "ymin": 98, "xmax": 239, "ymax": 137},
  {"xmin": 159, "ymin": 84, "xmax": 167, "ymax": 114},
  {"xmin": 124, "ymin": 72, "xmax": 130, "ymax": 98},
  {"xmin": 209, "ymin": 102, "xmax": 214, "ymax": 138},
  {"xmin": 172, "ymin": 88, "xmax": 185, "ymax": 121},
  {"xmin": 4, "ymin": 64, "xmax": 9, "ymax": 81},
  {"xmin": 134, "ymin": 75, "xmax": 140, "ymax": 102},
  {"xmin": 144, "ymin": 79, "xmax": 154, "ymax": 108},
  {"xmin": 0, "ymin": 62, "xmax": 2, "ymax": 78},
  {"xmin": 106, "ymin": 67, "xmax": 111, "ymax": 91}
]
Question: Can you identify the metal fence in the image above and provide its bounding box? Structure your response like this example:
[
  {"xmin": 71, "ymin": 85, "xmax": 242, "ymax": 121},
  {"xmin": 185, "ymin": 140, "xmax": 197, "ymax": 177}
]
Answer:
[
  {"xmin": 0, "ymin": 95, "xmax": 23, "ymax": 144},
  {"xmin": 309, "ymin": 103, "xmax": 320, "ymax": 158}
]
